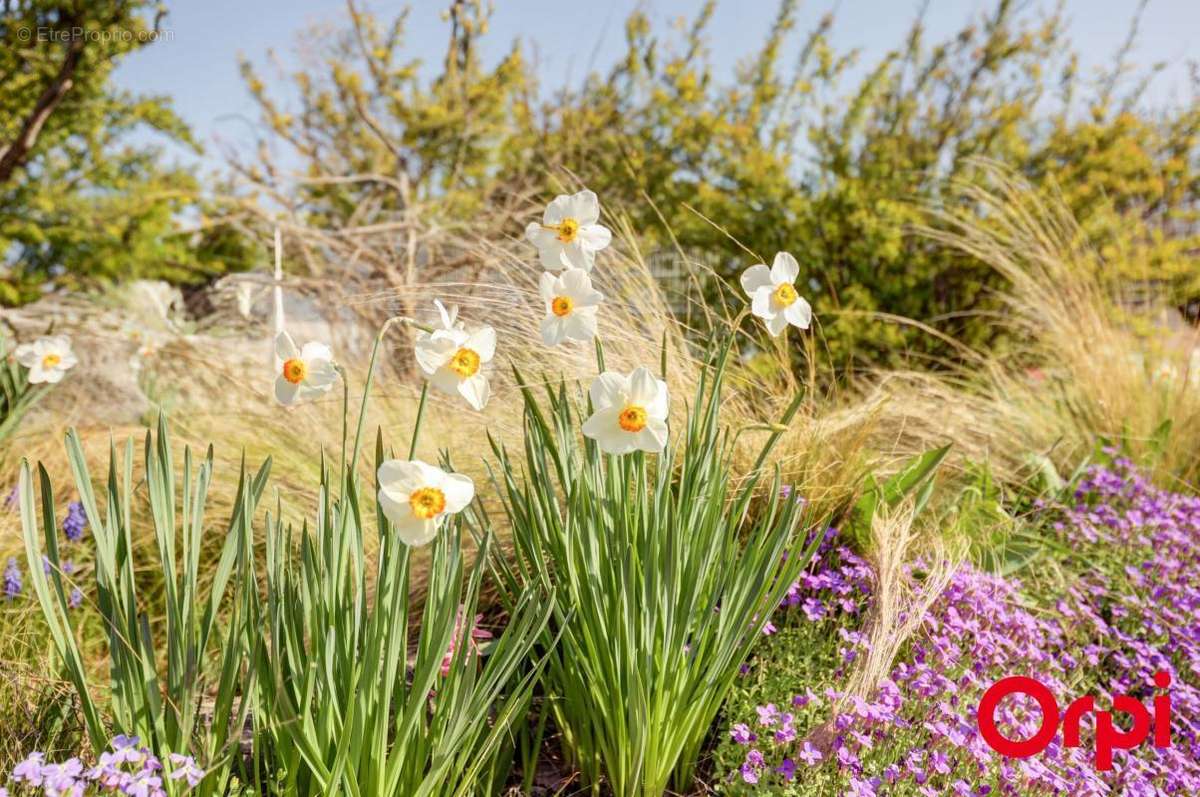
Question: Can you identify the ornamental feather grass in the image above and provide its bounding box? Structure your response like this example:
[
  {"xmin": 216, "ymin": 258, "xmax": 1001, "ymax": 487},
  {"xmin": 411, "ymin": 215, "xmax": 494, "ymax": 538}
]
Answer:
[{"xmin": 479, "ymin": 329, "xmax": 836, "ymax": 796}]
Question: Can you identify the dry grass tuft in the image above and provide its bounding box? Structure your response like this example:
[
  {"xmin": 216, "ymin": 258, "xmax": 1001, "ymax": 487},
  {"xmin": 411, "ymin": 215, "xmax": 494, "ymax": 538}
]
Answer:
[
  {"xmin": 840, "ymin": 500, "xmax": 959, "ymax": 706},
  {"xmin": 867, "ymin": 162, "xmax": 1200, "ymax": 487}
]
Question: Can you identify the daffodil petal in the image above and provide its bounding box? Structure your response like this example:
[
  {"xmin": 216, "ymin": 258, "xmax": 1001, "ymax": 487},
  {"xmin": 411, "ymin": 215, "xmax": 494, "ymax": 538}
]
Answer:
[
  {"xmin": 751, "ymin": 286, "xmax": 775, "ymax": 319},
  {"xmin": 378, "ymin": 460, "xmax": 438, "ymax": 495},
  {"xmin": 766, "ymin": 311, "xmax": 789, "ymax": 337},
  {"xmin": 568, "ymin": 189, "xmax": 601, "ymax": 225},
  {"xmin": 305, "ymin": 359, "xmax": 338, "ymax": 387},
  {"xmin": 393, "ymin": 513, "xmax": 441, "ymax": 547},
  {"xmin": 628, "ymin": 367, "xmax": 661, "ymax": 405},
  {"xmin": 561, "ymin": 268, "xmax": 592, "ymax": 293},
  {"xmin": 465, "ymin": 326, "xmax": 496, "ymax": 361},
  {"xmin": 541, "ymin": 315, "xmax": 567, "ymax": 346},
  {"xmin": 457, "ymin": 374, "xmax": 490, "ymax": 411},
  {"xmin": 560, "ymin": 243, "xmax": 593, "ymax": 271},
  {"xmin": 14, "ymin": 344, "xmax": 37, "ymax": 368},
  {"xmin": 578, "ymin": 223, "xmax": 611, "ymax": 252},
  {"xmin": 539, "ymin": 270, "xmax": 559, "ymax": 301},
  {"xmin": 301, "ymin": 341, "xmax": 332, "ymax": 362},
  {"xmin": 563, "ymin": 309, "xmax": 598, "ymax": 341},
  {"xmin": 740, "ymin": 264, "xmax": 773, "ymax": 296},
  {"xmin": 640, "ymin": 418, "xmax": 669, "ymax": 452},
  {"xmin": 581, "ymin": 405, "xmax": 621, "ymax": 441},
  {"xmin": 274, "ymin": 377, "xmax": 301, "ymax": 405},
  {"xmin": 784, "ymin": 297, "xmax": 812, "ymax": 329},
  {"xmin": 440, "ymin": 473, "xmax": 475, "ymax": 513},
  {"xmin": 544, "ymin": 194, "xmax": 574, "ymax": 225},
  {"xmin": 415, "ymin": 334, "xmax": 457, "ymax": 375},
  {"xmin": 275, "ymin": 331, "xmax": 299, "ymax": 361},
  {"xmin": 770, "ymin": 251, "xmax": 800, "ymax": 284},
  {"xmin": 429, "ymin": 366, "xmax": 461, "ymax": 397},
  {"xmin": 589, "ymin": 371, "xmax": 629, "ymax": 409},
  {"xmin": 538, "ymin": 242, "xmax": 570, "ymax": 271}
]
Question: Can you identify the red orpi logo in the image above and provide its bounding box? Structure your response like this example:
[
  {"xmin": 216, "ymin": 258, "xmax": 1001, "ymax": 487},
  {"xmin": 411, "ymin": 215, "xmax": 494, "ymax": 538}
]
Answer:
[{"xmin": 977, "ymin": 672, "xmax": 1172, "ymax": 770}]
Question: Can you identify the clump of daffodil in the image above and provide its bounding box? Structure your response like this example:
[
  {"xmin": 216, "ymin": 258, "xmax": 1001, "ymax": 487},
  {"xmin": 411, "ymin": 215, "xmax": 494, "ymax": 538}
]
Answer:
[
  {"xmin": 539, "ymin": 269, "xmax": 604, "ymax": 345},
  {"xmin": 376, "ymin": 459, "xmax": 475, "ymax": 546},
  {"xmin": 582, "ymin": 367, "xmax": 670, "ymax": 455},
  {"xmin": 15, "ymin": 336, "xmax": 77, "ymax": 384},
  {"xmin": 414, "ymin": 317, "xmax": 496, "ymax": 412},
  {"xmin": 740, "ymin": 252, "xmax": 812, "ymax": 337},
  {"xmin": 524, "ymin": 189, "xmax": 612, "ymax": 272},
  {"xmin": 274, "ymin": 331, "xmax": 337, "ymax": 405}
]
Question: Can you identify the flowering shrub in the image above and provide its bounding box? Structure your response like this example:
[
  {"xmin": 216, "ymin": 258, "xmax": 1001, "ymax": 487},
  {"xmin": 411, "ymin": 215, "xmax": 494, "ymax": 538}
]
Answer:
[
  {"xmin": 721, "ymin": 459, "xmax": 1200, "ymax": 794},
  {"xmin": 4, "ymin": 736, "xmax": 203, "ymax": 796}
]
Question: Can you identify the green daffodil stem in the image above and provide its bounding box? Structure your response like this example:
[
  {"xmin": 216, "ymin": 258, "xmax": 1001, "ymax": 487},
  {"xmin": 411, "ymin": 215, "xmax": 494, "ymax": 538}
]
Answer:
[
  {"xmin": 408, "ymin": 381, "xmax": 428, "ymax": 460},
  {"xmin": 335, "ymin": 363, "xmax": 349, "ymax": 484},
  {"xmin": 349, "ymin": 315, "xmax": 423, "ymax": 475}
]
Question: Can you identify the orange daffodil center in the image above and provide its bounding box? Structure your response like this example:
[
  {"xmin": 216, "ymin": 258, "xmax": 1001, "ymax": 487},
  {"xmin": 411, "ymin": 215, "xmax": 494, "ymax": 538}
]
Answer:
[
  {"xmin": 409, "ymin": 487, "xmax": 447, "ymax": 520},
  {"xmin": 550, "ymin": 217, "xmax": 580, "ymax": 243},
  {"xmin": 448, "ymin": 347, "xmax": 481, "ymax": 378},
  {"xmin": 618, "ymin": 405, "xmax": 648, "ymax": 432},
  {"xmin": 282, "ymin": 358, "xmax": 307, "ymax": 384},
  {"xmin": 41, "ymin": 353, "xmax": 62, "ymax": 369},
  {"xmin": 772, "ymin": 283, "xmax": 798, "ymax": 307},
  {"xmin": 551, "ymin": 296, "xmax": 574, "ymax": 317}
]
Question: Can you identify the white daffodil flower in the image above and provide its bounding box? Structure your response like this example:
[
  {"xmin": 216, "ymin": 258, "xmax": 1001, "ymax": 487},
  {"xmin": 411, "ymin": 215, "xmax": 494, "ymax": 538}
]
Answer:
[
  {"xmin": 414, "ymin": 324, "xmax": 496, "ymax": 411},
  {"xmin": 524, "ymin": 189, "xmax": 612, "ymax": 271},
  {"xmin": 539, "ymin": 269, "xmax": 604, "ymax": 346},
  {"xmin": 273, "ymin": 331, "xmax": 337, "ymax": 406},
  {"xmin": 740, "ymin": 252, "xmax": 813, "ymax": 337},
  {"xmin": 377, "ymin": 459, "xmax": 475, "ymax": 546},
  {"xmin": 14, "ymin": 336, "xmax": 77, "ymax": 384},
  {"xmin": 581, "ymin": 366, "xmax": 669, "ymax": 455}
]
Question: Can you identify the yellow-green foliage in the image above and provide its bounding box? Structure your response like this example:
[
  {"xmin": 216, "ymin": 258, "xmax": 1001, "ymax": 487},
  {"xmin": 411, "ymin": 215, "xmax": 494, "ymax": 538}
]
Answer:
[
  {"xmin": 236, "ymin": 0, "xmax": 1198, "ymax": 371},
  {"xmin": 0, "ymin": 1, "xmax": 254, "ymax": 306}
]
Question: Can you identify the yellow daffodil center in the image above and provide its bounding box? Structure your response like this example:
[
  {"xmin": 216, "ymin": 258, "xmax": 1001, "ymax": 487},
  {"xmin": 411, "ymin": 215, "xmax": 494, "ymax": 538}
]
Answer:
[
  {"xmin": 773, "ymin": 283, "xmax": 798, "ymax": 307},
  {"xmin": 41, "ymin": 353, "xmax": 62, "ymax": 368},
  {"xmin": 551, "ymin": 217, "xmax": 580, "ymax": 243},
  {"xmin": 449, "ymin": 348, "xmax": 481, "ymax": 378},
  {"xmin": 282, "ymin": 358, "xmax": 307, "ymax": 384},
  {"xmin": 409, "ymin": 486, "xmax": 446, "ymax": 520},
  {"xmin": 551, "ymin": 296, "xmax": 574, "ymax": 317},
  {"xmin": 618, "ymin": 405, "xmax": 648, "ymax": 433}
]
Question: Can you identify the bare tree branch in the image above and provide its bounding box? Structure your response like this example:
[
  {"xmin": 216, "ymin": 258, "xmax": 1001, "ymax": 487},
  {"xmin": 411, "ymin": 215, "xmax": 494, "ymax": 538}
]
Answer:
[{"xmin": 0, "ymin": 12, "xmax": 85, "ymax": 184}]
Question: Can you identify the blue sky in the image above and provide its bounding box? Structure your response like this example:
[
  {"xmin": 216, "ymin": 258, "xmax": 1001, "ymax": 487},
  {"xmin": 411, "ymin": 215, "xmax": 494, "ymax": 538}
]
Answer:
[{"xmin": 112, "ymin": 0, "xmax": 1199, "ymax": 172}]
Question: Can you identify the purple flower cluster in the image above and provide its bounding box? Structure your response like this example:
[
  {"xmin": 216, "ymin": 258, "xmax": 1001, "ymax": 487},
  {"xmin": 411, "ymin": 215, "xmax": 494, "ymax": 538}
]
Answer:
[
  {"xmin": 3, "ymin": 557, "xmax": 20, "ymax": 600},
  {"xmin": 5, "ymin": 736, "xmax": 204, "ymax": 796},
  {"xmin": 3, "ymin": 498, "xmax": 87, "ymax": 607},
  {"xmin": 62, "ymin": 502, "xmax": 87, "ymax": 542},
  {"xmin": 726, "ymin": 461, "xmax": 1200, "ymax": 794}
]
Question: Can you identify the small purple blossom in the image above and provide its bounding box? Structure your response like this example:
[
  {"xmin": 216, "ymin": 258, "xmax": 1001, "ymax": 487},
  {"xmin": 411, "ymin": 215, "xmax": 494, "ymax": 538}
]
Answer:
[
  {"xmin": 730, "ymin": 723, "xmax": 754, "ymax": 744},
  {"xmin": 4, "ymin": 557, "xmax": 21, "ymax": 599},
  {"xmin": 62, "ymin": 500, "xmax": 87, "ymax": 541}
]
